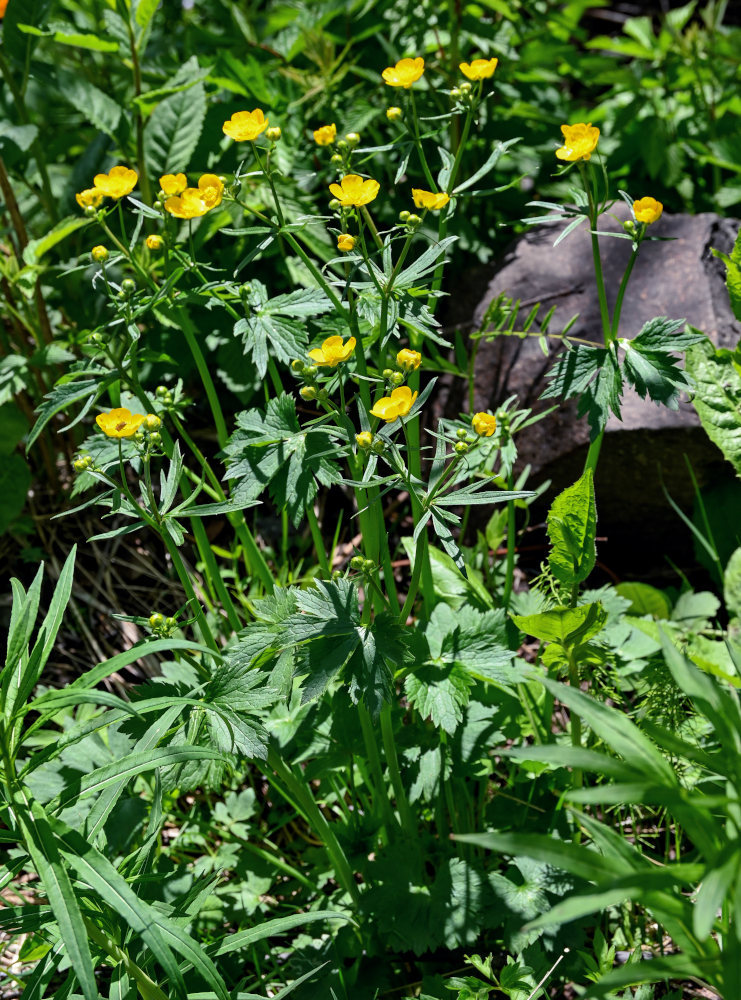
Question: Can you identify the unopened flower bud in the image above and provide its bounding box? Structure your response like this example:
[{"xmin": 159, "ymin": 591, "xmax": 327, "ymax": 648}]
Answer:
[
  {"xmin": 407, "ymin": 214, "xmax": 421, "ymax": 227},
  {"xmin": 291, "ymin": 359, "xmax": 305, "ymax": 375},
  {"xmin": 450, "ymin": 87, "xmax": 462, "ymax": 99},
  {"xmin": 304, "ymin": 365, "xmax": 318, "ymax": 379},
  {"xmin": 144, "ymin": 413, "xmax": 161, "ymax": 431},
  {"xmin": 240, "ymin": 283, "xmax": 252, "ymax": 297},
  {"xmin": 121, "ymin": 278, "xmax": 136, "ymax": 295},
  {"xmin": 456, "ymin": 428, "xmax": 469, "ymax": 440},
  {"xmin": 328, "ymin": 198, "xmax": 341, "ymax": 211},
  {"xmin": 336, "ymin": 139, "xmax": 349, "ymax": 152},
  {"xmin": 91, "ymin": 245, "xmax": 109, "ymax": 262},
  {"xmin": 356, "ymin": 431, "xmax": 373, "ymax": 450},
  {"xmin": 350, "ymin": 555, "xmax": 365, "ymax": 570},
  {"xmin": 146, "ymin": 234, "xmax": 164, "ymax": 251},
  {"xmin": 330, "ymin": 153, "xmax": 344, "ymax": 167},
  {"xmin": 317, "ymin": 388, "xmax": 329, "ymax": 401},
  {"xmin": 300, "ymin": 386, "xmax": 317, "ymax": 401},
  {"xmin": 266, "ymin": 126, "xmax": 282, "ymax": 142},
  {"xmin": 459, "ymin": 82, "xmax": 472, "ymax": 93},
  {"xmin": 155, "ymin": 385, "xmax": 170, "ymax": 399},
  {"xmin": 362, "ymin": 559, "xmax": 375, "ymax": 573},
  {"xmin": 153, "ymin": 200, "xmax": 163, "ymax": 211},
  {"xmin": 165, "ymin": 617, "xmax": 177, "ymax": 629},
  {"xmin": 389, "ymin": 371, "xmax": 404, "ymax": 386},
  {"xmin": 345, "ymin": 132, "xmax": 360, "ymax": 147},
  {"xmin": 386, "ymin": 106, "xmax": 403, "ymax": 121},
  {"xmin": 382, "ymin": 368, "xmax": 395, "ymax": 379},
  {"xmin": 148, "ymin": 431, "xmax": 162, "ymax": 447},
  {"xmin": 84, "ymin": 205, "xmax": 99, "ymax": 218},
  {"xmin": 399, "ymin": 210, "xmax": 410, "ymax": 222},
  {"xmin": 73, "ymin": 455, "xmax": 92, "ymax": 473},
  {"xmin": 454, "ymin": 441, "xmax": 469, "ymax": 454},
  {"xmin": 149, "ymin": 613, "xmax": 165, "ymax": 628},
  {"xmin": 370, "ymin": 437, "xmax": 385, "ymax": 455}
]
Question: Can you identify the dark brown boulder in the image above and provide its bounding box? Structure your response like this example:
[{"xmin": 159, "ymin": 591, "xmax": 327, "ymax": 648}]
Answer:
[{"xmin": 467, "ymin": 204, "xmax": 741, "ymax": 581}]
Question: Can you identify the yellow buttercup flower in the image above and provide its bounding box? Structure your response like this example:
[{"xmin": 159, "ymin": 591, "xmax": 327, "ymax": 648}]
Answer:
[
  {"xmin": 356, "ymin": 431, "xmax": 373, "ymax": 450},
  {"xmin": 397, "ymin": 348, "xmax": 422, "ymax": 371},
  {"xmin": 146, "ymin": 234, "xmax": 164, "ymax": 251},
  {"xmin": 93, "ymin": 166, "xmax": 138, "ymax": 199},
  {"xmin": 222, "ymin": 109, "xmax": 268, "ymax": 142},
  {"xmin": 633, "ymin": 196, "xmax": 663, "ymax": 224},
  {"xmin": 382, "ymin": 57, "xmax": 425, "ymax": 88},
  {"xmin": 329, "ymin": 174, "xmax": 380, "ymax": 208},
  {"xmin": 337, "ymin": 234, "xmax": 356, "ymax": 252},
  {"xmin": 313, "ymin": 123, "xmax": 337, "ymax": 146},
  {"xmin": 460, "ymin": 58, "xmax": 498, "ymax": 81},
  {"xmin": 159, "ymin": 173, "xmax": 187, "ymax": 196},
  {"xmin": 472, "ymin": 412, "xmax": 497, "ymax": 437},
  {"xmin": 76, "ymin": 188, "xmax": 104, "ymax": 209},
  {"xmin": 308, "ymin": 335, "xmax": 356, "ymax": 367},
  {"xmin": 555, "ymin": 123, "xmax": 600, "ymax": 162},
  {"xmin": 165, "ymin": 174, "xmax": 223, "ymax": 219},
  {"xmin": 370, "ymin": 386, "xmax": 418, "ymax": 421},
  {"xmin": 96, "ymin": 407, "xmax": 148, "ymax": 438},
  {"xmin": 412, "ymin": 189, "xmax": 450, "ymax": 211}
]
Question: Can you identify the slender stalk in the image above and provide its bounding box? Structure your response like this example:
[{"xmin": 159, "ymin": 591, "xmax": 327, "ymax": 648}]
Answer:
[
  {"xmin": 379, "ymin": 703, "xmax": 415, "ymax": 835},
  {"xmin": 408, "ymin": 89, "xmax": 437, "ymax": 191},
  {"xmin": 268, "ymin": 748, "xmax": 361, "ymax": 905},
  {"xmin": 358, "ymin": 702, "xmax": 396, "ymax": 841},
  {"xmin": 610, "ymin": 247, "xmax": 639, "ymax": 341},
  {"xmin": 83, "ymin": 918, "xmax": 168, "ymax": 1000},
  {"xmin": 503, "ymin": 473, "xmax": 517, "ymax": 608},
  {"xmin": 306, "ymin": 504, "xmax": 331, "ymax": 577}
]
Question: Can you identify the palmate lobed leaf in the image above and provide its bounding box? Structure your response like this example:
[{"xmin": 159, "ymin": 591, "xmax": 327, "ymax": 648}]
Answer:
[{"xmin": 225, "ymin": 393, "xmax": 343, "ymax": 527}]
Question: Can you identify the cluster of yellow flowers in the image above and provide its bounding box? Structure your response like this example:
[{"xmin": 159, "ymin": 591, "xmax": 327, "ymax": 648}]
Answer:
[
  {"xmin": 76, "ymin": 165, "xmax": 138, "ymax": 209},
  {"xmin": 162, "ymin": 173, "xmax": 223, "ymax": 220},
  {"xmin": 380, "ymin": 55, "xmax": 498, "ymax": 89}
]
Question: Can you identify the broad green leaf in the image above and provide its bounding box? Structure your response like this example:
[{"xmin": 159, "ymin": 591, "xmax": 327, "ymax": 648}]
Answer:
[
  {"xmin": 724, "ymin": 547, "xmax": 741, "ymax": 619},
  {"xmin": 405, "ymin": 663, "xmax": 474, "ymax": 734},
  {"xmin": 511, "ymin": 603, "xmax": 607, "ymax": 648},
  {"xmin": 542, "ymin": 343, "xmax": 622, "ymax": 439},
  {"xmin": 3, "ymin": 564, "xmax": 43, "ymax": 718},
  {"xmin": 0, "ymin": 454, "xmax": 31, "ymax": 534},
  {"xmin": 28, "ymin": 372, "xmax": 117, "ymax": 450},
  {"xmin": 144, "ymin": 84, "xmax": 207, "ymax": 176},
  {"xmin": 23, "ymin": 216, "xmax": 90, "ymax": 266},
  {"xmin": 622, "ymin": 317, "xmax": 697, "ymax": 409},
  {"xmin": 17, "ymin": 26, "xmax": 119, "ymax": 51},
  {"xmin": 686, "ymin": 335, "xmax": 741, "ymax": 476},
  {"xmin": 547, "ymin": 468, "xmax": 596, "ymax": 586},
  {"xmin": 693, "ymin": 843, "xmax": 738, "ymax": 940},
  {"xmin": 615, "ymin": 581, "xmax": 671, "ymax": 618},
  {"xmin": 134, "ymin": 0, "xmax": 160, "ymax": 30},
  {"xmin": 49, "ymin": 67, "xmax": 122, "ymax": 138},
  {"xmin": 225, "ymin": 393, "xmax": 343, "ymax": 527},
  {"xmin": 712, "ymin": 222, "xmax": 741, "ymax": 322},
  {"xmin": 2, "ymin": 0, "xmax": 52, "ymax": 61},
  {"xmin": 236, "ymin": 281, "xmax": 333, "ymax": 379}
]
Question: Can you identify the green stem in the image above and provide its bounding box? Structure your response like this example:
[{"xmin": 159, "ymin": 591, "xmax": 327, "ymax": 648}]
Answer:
[
  {"xmin": 176, "ymin": 308, "xmax": 228, "ymax": 448},
  {"xmin": 306, "ymin": 504, "xmax": 331, "ymax": 577},
  {"xmin": 610, "ymin": 247, "xmax": 639, "ymax": 341},
  {"xmin": 408, "ymin": 89, "xmax": 437, "ymax": 191},
  {"xmin": 583, "ymin": 428, "xmax": 604, "ymax": 477},
  {"xmin": 358, "ymin": 702, "xmax": 396, "ymax": 841},
  {"xmin": 268, "ymin": 748, "xmax": 361, "ymax": 905},
  {"xmin": 379, "ymin": 703, "xmax": 415, "ymax": 835},
  {"xmin": 503, "ymin": 472, "xmax": 516, "ymax": 608},
  {"xmin": 83, "ymin": 918, "xmax": 168, "ymax": 1000},
  {"xmin": 399, "ymin": 529, "xmax": 427, "ymax": 623}
]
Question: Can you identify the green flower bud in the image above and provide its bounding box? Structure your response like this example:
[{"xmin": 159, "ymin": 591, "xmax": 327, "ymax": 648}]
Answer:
[
  {"xmin": 149, "ymin": 613, "xmax": 165, "ymax": 628},
  {"xmin": 336, "ymin": 139, "xmax": 349, "ymax": 152},
  {"xmin": 362, "ymin": 559, "xmax": 375, "ymax": 573},
  {"xmin": 407, "ymin": 214, "xmax": 421, "ymax": 227},
  {"xmin": 456, "ymin": 428, "xmax": 469, "ymax": 439},
  {"xmin": 300, "ymin": 386, "xmax": 317, "ymax": 401},
  {"xmin": 121, "ymin": 278, "xmax": 136, "ymax": 295},
  {"xmin": 165, "ymin": 617, "xmax": 177, "ymax": 629},
  {"xmin": 291, "ymin": 359, "xmax": 305, "ymax": 375},
  {"xmin": 328, "ymin": 198, "xmax": 341, "ymax": 211},
  {"xmin": 266, "ymin": 126, "xmax": 282, "ymax": 142},
  {"xmin": 389, "ymin": 371, "xmax": 404, "ymax": 386},
  {"xmin": 454, "ymin": 441, "xmax": 469, "ymax": 454},
  {"xmin": 386, "ymin": 106, "xmax": 403, "ymax": 121},
  {"xmin": 459, "ymin": 82, "xmax": 472, "ymax": 93},
  {"xmin": 153, "ymin": 200, "xmax": 163, "ymax": 211},
  {"xmin": 350, "ymin": 555, "xmax": 365, "ymax": 570},
  {"xmin": 84, "ymin": 205, "xmax": 99, "ymax": 218},
  {"xmin": 370, "ymin": 437, "xmax": 385, "ymax": 455},
  {"xmin": 144, "ymin": 414, "xmax": 162, "ymax": 431},
  {"xmin": 148, "ymin": 431, "xmax": 162, "ymax": 447},
  {"xmin": 345, "ymin": 132, "xmax": 360, "ymax": 147},
  {"xmin": 155, "ymin": 385, "xmax": 170, "ymax": 399},
  {"xmin": 330, "ymin": 153, "xmax": 344, "ymax": 167},
  {"xmin": 399, "ymin": 210, "xmax": 411, "ymax": 222},
  {"xmin": 450, "ymin": 87, "xmax": 462, "ymax": 99}
]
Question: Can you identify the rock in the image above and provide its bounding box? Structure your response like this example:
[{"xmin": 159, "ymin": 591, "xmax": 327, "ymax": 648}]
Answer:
[{"xmin": 468, "ymin": 204, "xmax": 741, "ymax": 581}]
